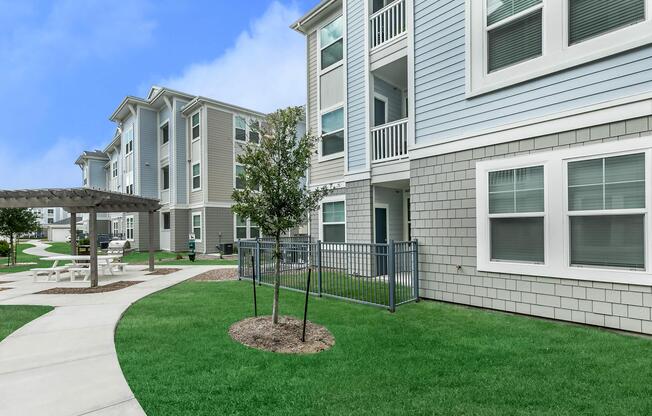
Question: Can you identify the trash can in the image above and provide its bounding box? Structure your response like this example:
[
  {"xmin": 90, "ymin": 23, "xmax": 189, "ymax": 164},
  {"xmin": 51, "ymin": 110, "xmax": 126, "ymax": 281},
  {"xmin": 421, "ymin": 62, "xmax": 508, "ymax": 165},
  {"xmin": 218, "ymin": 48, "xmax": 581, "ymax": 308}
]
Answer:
[
  {"xmin": 188, "ymin": 236, "xmax": 196, "ymax": 262},
  {"xmin": 217, "ymin": 243, "xmax": 234, "ymax": 255}
]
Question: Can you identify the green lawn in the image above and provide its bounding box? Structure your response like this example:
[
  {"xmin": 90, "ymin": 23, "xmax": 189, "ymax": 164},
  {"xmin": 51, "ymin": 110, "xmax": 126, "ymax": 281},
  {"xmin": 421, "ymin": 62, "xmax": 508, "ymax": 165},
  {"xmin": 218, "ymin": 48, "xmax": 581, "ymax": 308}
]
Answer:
[
  {"xmin": 0, "ymin": 243, "xmax": 70, "ymax": 274},
  {"xmin": 0, "ymin": 305, "xmax": 53, "ymax": 342},
  {"xmin": 116, "ymin": 281, "xmax": 652, "ymax": 416}
]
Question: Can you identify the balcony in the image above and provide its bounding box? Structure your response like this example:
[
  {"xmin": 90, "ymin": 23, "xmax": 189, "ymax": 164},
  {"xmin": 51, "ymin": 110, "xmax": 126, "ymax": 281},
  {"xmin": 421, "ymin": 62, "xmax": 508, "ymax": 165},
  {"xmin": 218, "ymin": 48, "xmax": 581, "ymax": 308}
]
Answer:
[
  {"xmin": 372, "ymin": 118, "xmax": 408, "ymax": 163},
  {"xmin": 370, "ymin": 0, "xmax": 406, "ymax": 50}
]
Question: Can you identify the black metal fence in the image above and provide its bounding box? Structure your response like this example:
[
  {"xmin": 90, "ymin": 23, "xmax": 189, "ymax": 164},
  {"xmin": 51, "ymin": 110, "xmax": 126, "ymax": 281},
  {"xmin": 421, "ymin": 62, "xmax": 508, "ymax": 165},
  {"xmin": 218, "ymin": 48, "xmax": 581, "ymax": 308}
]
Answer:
[{"xmin": 238, "ymin": 239, "xmax": 419, "ymax": 311}]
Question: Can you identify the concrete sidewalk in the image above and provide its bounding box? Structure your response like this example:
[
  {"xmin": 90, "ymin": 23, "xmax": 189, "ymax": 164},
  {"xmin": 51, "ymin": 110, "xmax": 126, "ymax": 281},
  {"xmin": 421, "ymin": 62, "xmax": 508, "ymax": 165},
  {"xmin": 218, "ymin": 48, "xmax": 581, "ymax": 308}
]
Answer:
[
  {"xmin": 22, "ymin": 239, "xmax": 58, "ymax": 258},
  {"xmin": 0, "ymin": 265, "xmax": 230, "ymax": 416}
]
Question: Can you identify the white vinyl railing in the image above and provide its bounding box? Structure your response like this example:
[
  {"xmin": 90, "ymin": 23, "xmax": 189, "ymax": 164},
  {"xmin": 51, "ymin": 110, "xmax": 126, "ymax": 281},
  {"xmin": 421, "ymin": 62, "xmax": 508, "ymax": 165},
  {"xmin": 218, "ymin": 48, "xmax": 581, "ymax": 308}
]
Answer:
[
  {"xmin": 370, "ymin": 0, "xmax": 407, "ymax": 49},
  {"xmin": 372, "ymin": 118, "xmax": 408, "ymax": 163}
]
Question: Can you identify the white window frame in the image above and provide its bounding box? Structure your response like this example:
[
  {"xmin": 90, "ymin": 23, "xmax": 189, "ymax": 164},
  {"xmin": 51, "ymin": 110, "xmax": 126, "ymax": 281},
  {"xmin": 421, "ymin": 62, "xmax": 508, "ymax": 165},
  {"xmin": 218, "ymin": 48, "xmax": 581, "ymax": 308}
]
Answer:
[
  {"xmin": 160, "ymin": 119, "xmax": 170, "ymax": 145},
  {"xmin": 466, "ymin": 0, "xmax": 652, "ymax": 97},
  {"xmin": 318, "ymin": 104, "xmax": 345, "ymax": 162},
  {"xmin": 112, "ymin": 220, "xmax": 120, "ymax": 236},
  {"xmin": 191, "ymin": 162, "xmax": 201, "ymax": 191},
  {"xmin": 476, "ymin": 136, "xmax": 652, "ymax": 286},
  {"xmin": 161, "ymin": 165, "xmax": 170, "ymax": 191},
  {"xmin": 124, "ymin": 127, "xmax": 134, "ymax": 155},
  {"xmin": 234, "ymin": 163, "xmax": 245, "ymax": 190},
  {"xmin": 192, "ymin": 212, "xmax": 202, "ymax": 242},
  {"xmin": 319, "ymin": 195, "xmax": 347, "ymax": 243},
  {"xmin": 234, "ymin": 214, "xmax": 260, "ymax": 240},
  {"xmin": 126, "ymin": 216, "xmax": 134, "ymax": 241},
  {"xmin": 318, "ymin": 15, "xmax": 344, "ymax": 74},
  {"xmin": 191, "ymin": 111, "xmax": 201, "ymax": 143},
  {"xmin": 111, "ymin": 161, "xmax": 118, "ymax": 178},
  {"xmin": 234, "ymin": 115, "xmax": 248, "ymax": 142}
]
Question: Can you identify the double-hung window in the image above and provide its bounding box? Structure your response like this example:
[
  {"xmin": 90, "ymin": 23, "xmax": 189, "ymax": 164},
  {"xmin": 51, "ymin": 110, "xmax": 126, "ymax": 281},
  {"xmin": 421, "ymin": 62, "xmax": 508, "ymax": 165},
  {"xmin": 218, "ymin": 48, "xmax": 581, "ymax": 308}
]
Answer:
[
  {"xmin": 249, "ymin": 121, "xmax": 260, "ymax": 143},
  {"xmin": 235, "ymin": 165, "xmax": 245, "ymax": 190},
  {"xmin": 191, "ymin": 113, "xmax": 200, "ymax": 141},
  {"xmin": 192, "ymin": 213, "xmax": 202, "ymax": 241},
  {"xmin": 112, "ymin": 162, "xmax": 118, "ymax": 178},
  {"xmin": 488, "ymin": 166, "xmax": 545, "ymax": 263},
  {"xmin": 320, "ymin": 16, "xmax": 343, "ymax": 70},
  {"xmin": 477, "ymin": 137, "xmax": 652, "ymax": 285},
  {"xmin": 126, "ymin": 217, "xmax": 134, "ymax": 240},
  {"xmin": 160, "ymin": 122, "xmax": 169, "ymax": 144},
  {"xmin": 322, "ymin": 200, "xmax": 346, "ymax": 243},
  {"xmin": 161, "ymin": 165, "xmax": 170, "ymax": 190},
  {"xmin": 468, "ymin": 0, "xmax": 652, "ymax": 95},
  {"xmin": 321, "ymin": 107, "xmax": 344, "ymax": 157},
  {"xmin": 192, "ymin": 163, "xmax": 201, "ymax": 190},
  {"xmin": 235, "ymin": 215, "xmax": 248, "ymax": 239},
  {"xmin": 567, "ymin": 153, "xmax": 645, "ymax": 270},
  {"xmin": 235, "ymin": 116, "xmax": 247, "ymax": 142}
]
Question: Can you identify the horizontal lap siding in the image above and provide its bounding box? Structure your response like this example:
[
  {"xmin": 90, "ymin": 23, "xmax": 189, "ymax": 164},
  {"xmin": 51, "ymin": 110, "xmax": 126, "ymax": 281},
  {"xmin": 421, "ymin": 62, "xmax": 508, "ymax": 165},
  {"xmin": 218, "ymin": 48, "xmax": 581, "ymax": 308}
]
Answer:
[
  {"xmin": 138, "ymin": 109, "xmax": 158, "ymax": 199},
  {"xmin": 347, "ymin": 0, "xmax": 367, "ymax": 172},
  {"xmin": 204, "ymin": 207, "xmax": 234, "ymax": 253},
  {"xmin": 413, "ymin": 0, "xmax": 652, "ymax": 144},
  {"xmin": 206, "ymin": 108, "xmax": 234, "ymax": 202},
  {"xmin": 175, "ymin": 100, "xmax": 188, "ymax": 205}
]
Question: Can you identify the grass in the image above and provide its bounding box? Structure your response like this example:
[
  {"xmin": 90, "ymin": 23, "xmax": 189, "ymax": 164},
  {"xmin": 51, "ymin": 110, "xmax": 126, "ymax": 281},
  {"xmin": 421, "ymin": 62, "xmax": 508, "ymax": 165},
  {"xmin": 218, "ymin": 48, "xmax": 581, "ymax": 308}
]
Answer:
[
  {"xmin": 0, "ymin": 243, "xmax": 70, "ymax": 274},
  {"xmin": 0, "ymin": 305, "xmax": 53, "ymax": 342},
  {"xmin": 116, "ymin": 281, "xmax": 652, "ymax": 416}
]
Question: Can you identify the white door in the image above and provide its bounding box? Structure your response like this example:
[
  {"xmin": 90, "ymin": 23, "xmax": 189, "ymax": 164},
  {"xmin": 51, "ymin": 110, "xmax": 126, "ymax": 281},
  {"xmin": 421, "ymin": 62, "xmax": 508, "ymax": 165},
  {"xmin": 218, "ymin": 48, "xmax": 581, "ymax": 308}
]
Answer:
[{"xmin": 160, "ymin": 212, "xmax": 171, "ymax": 251}]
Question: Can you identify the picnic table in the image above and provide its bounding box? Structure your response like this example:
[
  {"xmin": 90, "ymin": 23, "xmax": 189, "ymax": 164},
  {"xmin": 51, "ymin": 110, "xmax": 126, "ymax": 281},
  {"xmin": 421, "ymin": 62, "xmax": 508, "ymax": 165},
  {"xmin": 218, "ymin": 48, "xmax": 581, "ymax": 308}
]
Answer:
[{"xmin": 35, "ymin": 255, "xmax": 125, "ymax": 282}]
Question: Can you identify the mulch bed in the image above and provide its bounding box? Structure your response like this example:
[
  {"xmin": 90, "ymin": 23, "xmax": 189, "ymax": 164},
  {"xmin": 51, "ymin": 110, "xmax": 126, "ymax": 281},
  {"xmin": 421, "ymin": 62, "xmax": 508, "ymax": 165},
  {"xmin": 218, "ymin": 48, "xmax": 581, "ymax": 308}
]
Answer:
[
  {"xmin": 191, "ymin": 268, "xmax": 238, "ymax": 281},
  {"xmin": 229, "ymin": 316, "xmax": 335, "ymax": 354},
  {"xmin": 145, "ymin": 268, "xmax": 182, "ymax": 276},
  {"xmin": 36, "ymin": 281, "xmax": 143, "ymax": 295}
]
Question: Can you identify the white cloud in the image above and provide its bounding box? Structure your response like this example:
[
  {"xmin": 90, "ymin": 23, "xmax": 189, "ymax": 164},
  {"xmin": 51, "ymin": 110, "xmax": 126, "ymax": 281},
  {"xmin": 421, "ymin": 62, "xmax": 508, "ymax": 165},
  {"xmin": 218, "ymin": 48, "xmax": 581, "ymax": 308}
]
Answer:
[
  {"xmin": 161, "ymin": 1, "xmax": 306, "ymax": 113},
  {"xmin": 0, "ymin": 139, "xmax": 88, "ymax": 189}
]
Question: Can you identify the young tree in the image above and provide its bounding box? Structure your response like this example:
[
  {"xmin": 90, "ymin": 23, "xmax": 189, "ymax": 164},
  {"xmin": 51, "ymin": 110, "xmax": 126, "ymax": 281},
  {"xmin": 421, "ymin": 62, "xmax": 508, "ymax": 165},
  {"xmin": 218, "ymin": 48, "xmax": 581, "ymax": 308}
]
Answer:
[
  {"xmin": 232, "ymin": 106, "xmax": 331, "ymax": 324},
  {"xmin": 0, "ymin": 208, "xmax": 40, "ymax": 265}
]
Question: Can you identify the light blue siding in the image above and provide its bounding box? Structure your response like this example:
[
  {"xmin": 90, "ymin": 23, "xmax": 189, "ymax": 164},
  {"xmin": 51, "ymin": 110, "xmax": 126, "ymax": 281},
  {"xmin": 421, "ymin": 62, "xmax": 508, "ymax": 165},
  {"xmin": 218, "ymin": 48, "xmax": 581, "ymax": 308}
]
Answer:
[
  {"xmin": 413, "ymin": 0, "xmax": 652, "ymax": 144},
  {"xmin": 138, "ymin": 108, "xmax": 158, "ymax": 198},
  {"xmin": 374, "ymin": 76, "xmax": 403, "ymax": 123},
  {"xmin": 346, "ymin": 0, "xmax": 367, "ymax": 172},
  {"xmin": 88, "ymin": 160, "xmax": 106, "ymax": 189},
  {"xmin": 175, "ymin": 100, "xmax": 188, "ymax": 204}
]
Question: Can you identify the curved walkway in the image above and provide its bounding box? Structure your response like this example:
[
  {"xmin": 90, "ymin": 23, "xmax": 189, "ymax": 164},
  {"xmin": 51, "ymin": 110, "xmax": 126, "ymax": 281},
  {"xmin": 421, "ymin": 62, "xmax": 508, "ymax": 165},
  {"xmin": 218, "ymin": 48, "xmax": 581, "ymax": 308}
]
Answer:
[
  {"xmin": 0, "ymin": 265, "xmax": 232, "ymax": 416},
  {"xmin": 22, "ymin": 239, "xmax": 57, "ymax": 257}
]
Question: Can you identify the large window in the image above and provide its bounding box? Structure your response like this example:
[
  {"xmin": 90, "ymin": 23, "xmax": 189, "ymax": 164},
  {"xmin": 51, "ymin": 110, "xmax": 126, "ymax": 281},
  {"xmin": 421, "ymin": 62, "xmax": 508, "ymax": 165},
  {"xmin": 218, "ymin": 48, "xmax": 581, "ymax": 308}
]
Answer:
[
  {"xmin": 161, "ymin": 166, "xmax": 170, "ymax": 190},
  {"xmin": 235, "ymin": 215, "xmax": 261, "ymax": 240},
  {"xmin": 568, "ymin": 153, "xmax": 645, "ymax": 269},
  {"xmin": 160, "ymin": 122, "xmax": 169, "ymax": 144},
  {"xmin": 124, "ymin": 128, "xmax": 134, "ymax": 154},
  {"xmin": 192, "ymin": 213, "xmax": 202, "ymax": 241},
  {"xmin": 112, "ymin": 161, "xmax": 118, "ymax": 178},
  {"xmin": 162, "ymin": 212, "xmax": 171, "ymax": 230},
  {"xmin": 192, "ymin": 163, "xmax": 201, "ymax": 190},
  {"xmin": 476, "ymin": 138, "xmax": 652, "ymax": 285},
  {"xmin": 235, "ymin": 165, "xmax": 245, "ymax": 190},
  {"xmin": 467, "ymin": 0, "xmax": 652, "ymax": 95},
  {"xmin": 320, "ymin": 16, "xmax": 343, "ymax": 70},
  {"xmin": 235, "ymin": 116, "xmax": 247, "ymax": 142},
  {"xmin": 489, "ymin": 166, "xmax": 545, "ymax": 263},
  {"xmin": 126, "ymin": 216, "xmax": 134, "ymax": 240},
  {"xmin": 321, "ymin": 107, "xmax": 344, "ymax": 157},
  {"xmin": 191, "ymin": 112, "xmax": 200, "ymax": 141},
  {"xmin": 249, "ymin": 121, "xmax": 260, "ymax": 143},
  {"xmin": 322, "ymin": 199, "xmax": 346, "ymax": 243}
]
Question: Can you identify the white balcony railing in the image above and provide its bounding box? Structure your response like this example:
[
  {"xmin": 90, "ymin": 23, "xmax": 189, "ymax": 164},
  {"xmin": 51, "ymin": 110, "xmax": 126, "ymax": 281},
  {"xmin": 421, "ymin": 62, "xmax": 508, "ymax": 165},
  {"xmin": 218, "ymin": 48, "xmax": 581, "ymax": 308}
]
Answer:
[
  {"xmin": 372, "ymin": 118, "xmax": 408, "ymax": 163},
  {"xmin": 370, "ymin": 0, "xmax": 407, "ymax": 49}
]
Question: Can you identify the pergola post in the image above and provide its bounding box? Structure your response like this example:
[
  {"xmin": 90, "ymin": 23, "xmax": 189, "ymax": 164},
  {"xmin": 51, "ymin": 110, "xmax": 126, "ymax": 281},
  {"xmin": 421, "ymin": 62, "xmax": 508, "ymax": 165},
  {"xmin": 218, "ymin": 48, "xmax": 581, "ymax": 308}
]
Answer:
[
  {"xmin": 89, "ymin": 208, "xmax": 99, "ymax": 288},
  {"xmin": 70, "ymin": 212, "xmax": 77, "ymax": 255},
  {"xmin": 148, "ymin": 210, "xmax": 155, "ymax": 272}
]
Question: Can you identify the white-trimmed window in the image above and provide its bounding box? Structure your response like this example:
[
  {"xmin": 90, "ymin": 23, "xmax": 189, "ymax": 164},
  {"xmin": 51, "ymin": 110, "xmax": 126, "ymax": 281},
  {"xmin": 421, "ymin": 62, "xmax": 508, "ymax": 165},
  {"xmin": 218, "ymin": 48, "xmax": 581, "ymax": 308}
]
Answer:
[
  {"xmin": 320, "ymin": 107, "xmax": 344, "ymax": 158},
  {"xmin": 161, "ymin": 165, "xmax": 170, "ymax": 190},
  {"xmin": 112, "ymin": 161, "xmax": 118, "ymax": 178},
  {"xmin": 249, "ymin": 121, "xmax": 260, "ymax": 143},
  {"xmin": 476, "ymin": 137, "xmax": 652, "ymax": 286},
  {"xmin": 126, "ymin": 216, "xmax": 134, "ymax": 240},
  {"xmin": 192, "ymin": 163, "xmax": 201, "ymax": 190},
  {"xmin": 191, "ymin": 112, "xmax": 200, "ymax": 141},
  {"xmin": 235, "ymin": 116, "xmax": 247, "ymax": 142},
  {"xmin": 192, "ymin": 213, "xmax": 202, "ymax": 241},
  {"xmin": 319, "ymin": 16, "xmax": 343, "ymax": 71},
  {"xmin": 467, "ymin": 0, "xmax": 652, "ymax": 96},
  {"xmin": 235, "ymin": 214, "xmax": 260, "ymax": 239},
  {"xmin": 235, "ymin": 164, "xmax": 245, "ymax": 190},
  {"xmin": 160, "ymin": 121, "xmax": 169, "ymax": 144},
  {"xmin": 112, "ymin": 220, "xmax": 120, "ymax": 236},
  {"xmin": 124, "ymin": 128, "xmax": 134, "ymax": 154},
  {"xmin": 321, "ymin": 197, "xmax": 346, "ymax": 243}
]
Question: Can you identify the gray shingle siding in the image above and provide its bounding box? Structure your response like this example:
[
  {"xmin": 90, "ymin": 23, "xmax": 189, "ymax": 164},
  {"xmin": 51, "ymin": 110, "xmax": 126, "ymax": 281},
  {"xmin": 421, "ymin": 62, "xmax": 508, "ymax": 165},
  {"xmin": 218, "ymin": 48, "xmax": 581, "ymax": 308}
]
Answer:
[
  {"xmin": 345, "ymin": 180, "xmax": 372, "ymax": 243},
  {"xmin": 410, "ymin": 115, "xmax": 652, "ymax": 334},
  {"xmin": 413, "ymin": 0, "xmax": 652, "ymax": 145}
]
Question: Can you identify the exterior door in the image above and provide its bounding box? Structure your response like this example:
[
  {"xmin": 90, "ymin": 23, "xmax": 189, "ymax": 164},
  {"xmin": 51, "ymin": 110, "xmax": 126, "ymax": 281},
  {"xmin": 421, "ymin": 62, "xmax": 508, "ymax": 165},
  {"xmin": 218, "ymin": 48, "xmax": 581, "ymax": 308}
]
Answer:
[
  {"xmin": 374, "ymin": 97, "xmax": 387, "ymax": 127},
  {"xmin": 375, "ymin": 207, "xmax": 388, "ymax": 276}
]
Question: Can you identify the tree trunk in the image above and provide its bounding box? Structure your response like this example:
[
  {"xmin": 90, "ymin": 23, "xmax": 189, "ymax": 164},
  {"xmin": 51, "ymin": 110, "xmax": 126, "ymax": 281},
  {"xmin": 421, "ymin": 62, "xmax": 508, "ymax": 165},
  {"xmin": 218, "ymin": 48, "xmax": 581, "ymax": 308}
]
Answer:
[
  {"xmin": 7, "ymin": 234, "xmax": 12, "ymax": 266},
  {"xmin": 14, "ymin": 235, "xmax": 19, "ymax": 266},
  {"xmin": 272, "ymin": 235, "xmax": 281, "ymax": 324}
]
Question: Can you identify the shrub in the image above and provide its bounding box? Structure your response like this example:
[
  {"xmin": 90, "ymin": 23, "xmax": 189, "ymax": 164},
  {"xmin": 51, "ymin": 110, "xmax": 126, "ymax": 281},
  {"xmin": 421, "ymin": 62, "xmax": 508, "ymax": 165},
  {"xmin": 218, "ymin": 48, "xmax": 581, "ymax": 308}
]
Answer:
[
  {"xmin": 78, "ymin": 238, "xmax": 90, "ymax": 246},
  {"xmin": 0, "ymin": 240, "xmax": 9, "ymax": 257}
]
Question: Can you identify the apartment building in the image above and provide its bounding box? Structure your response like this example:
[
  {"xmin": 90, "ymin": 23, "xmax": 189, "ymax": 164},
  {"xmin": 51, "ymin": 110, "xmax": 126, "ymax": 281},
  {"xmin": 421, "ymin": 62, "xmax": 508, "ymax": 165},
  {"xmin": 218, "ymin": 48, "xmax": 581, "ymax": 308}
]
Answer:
[
  {"xmin": 293, "ymin": 0, "xmax": 652, "ymax": 334},
  {"xmin": 31, "ymin": 207, "xmax": 69, "ymax": 227},
  {"xmin": 75, "ymin": 86, "xmax": 266, "ymax": 253}
]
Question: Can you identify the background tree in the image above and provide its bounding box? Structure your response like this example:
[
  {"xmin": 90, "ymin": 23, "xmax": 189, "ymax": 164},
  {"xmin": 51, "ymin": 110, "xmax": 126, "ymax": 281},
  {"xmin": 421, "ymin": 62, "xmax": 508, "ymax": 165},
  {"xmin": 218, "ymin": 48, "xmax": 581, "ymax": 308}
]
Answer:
[
  {"xmin": 0, "ymin": 208, "xmax": 40, "ymax": 265},
  {"xmin": 232, "ymin": 106, "xmax": 331, "ymax": 324}
]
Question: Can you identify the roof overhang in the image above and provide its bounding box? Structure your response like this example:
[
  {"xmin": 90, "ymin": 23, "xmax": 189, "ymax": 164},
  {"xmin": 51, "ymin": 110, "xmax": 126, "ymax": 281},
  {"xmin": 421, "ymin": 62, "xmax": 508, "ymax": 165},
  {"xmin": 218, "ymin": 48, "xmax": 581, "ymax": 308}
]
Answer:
[
  {"xmin": 291, "ymin": 0, "xmax": 340, "ymax": 33},
  {"xmin": 180, "ymin": 96, "xmax": 268, "ymax": 118},
  {"xmin": 0, "ymin": 189, "xmax": 161, "ymax": 213},
  {"xmin": 109, "ymin": 96, "xmax": 150, "ymax": 122}
]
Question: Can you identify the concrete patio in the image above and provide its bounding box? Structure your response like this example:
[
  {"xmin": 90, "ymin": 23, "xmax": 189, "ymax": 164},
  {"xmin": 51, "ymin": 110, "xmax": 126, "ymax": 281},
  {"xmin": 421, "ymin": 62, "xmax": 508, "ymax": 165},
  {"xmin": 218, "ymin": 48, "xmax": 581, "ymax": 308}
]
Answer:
[{"xmin": 0, "ymin": 264, "xmax": 234, "ymax": 416}]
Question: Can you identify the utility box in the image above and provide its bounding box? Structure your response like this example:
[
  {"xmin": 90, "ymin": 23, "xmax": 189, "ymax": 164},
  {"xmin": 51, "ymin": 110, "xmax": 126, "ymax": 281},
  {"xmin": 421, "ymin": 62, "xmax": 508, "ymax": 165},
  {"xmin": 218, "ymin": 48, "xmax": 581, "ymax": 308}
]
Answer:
[
  {"xmin": 218, "ymin": 243, "xmax": 234, "ymax": 255},
  {"xmin": 188, "ymin": 234, "xmax": 196, "ymax": 262}
]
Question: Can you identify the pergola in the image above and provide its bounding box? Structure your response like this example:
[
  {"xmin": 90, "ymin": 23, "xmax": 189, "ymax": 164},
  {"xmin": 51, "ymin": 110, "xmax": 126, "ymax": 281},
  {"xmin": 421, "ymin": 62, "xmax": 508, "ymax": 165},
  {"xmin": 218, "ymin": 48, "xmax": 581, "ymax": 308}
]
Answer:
[{"xmin": 0, "ymin": 188, "xmax": 161, "ymax": 287}]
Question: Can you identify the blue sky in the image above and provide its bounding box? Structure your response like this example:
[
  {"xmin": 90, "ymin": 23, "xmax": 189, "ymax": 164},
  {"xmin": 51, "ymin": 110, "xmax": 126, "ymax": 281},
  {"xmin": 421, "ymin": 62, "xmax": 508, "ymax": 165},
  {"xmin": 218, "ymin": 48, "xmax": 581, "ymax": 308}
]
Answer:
[{"xmin": 0, "ymin": 0, "xmax": 314, "ymax": 189}]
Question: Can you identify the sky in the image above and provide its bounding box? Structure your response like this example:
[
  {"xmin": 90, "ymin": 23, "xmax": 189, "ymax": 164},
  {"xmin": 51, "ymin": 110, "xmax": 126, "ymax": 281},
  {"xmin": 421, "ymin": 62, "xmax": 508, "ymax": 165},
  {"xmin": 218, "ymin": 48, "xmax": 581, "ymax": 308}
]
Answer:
[{"xmin": 0, "ymin": 0, "xmax": 314, "ymax": 189}]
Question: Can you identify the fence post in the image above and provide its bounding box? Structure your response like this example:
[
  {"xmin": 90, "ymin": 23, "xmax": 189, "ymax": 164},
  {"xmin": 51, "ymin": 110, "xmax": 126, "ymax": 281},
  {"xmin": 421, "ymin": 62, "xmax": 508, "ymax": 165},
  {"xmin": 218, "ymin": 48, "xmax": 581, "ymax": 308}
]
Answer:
[
  {"xmin": 316, "ymin": 240, "xmax": 322, "ymax": 297},
  {"xmin": 237, "ymin": 240, "xmax": 242, "ymax": 281},
  {"xmin": 388, "ymin": 239, "xmax": 396, "ymax": 313},
  {"xmin": 412, "ymin": 239, "xmax": 419, "ymax": 302},
  {"xmin": 255, "ymin": 238, "xmax": 261, "ymax": 285}
]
